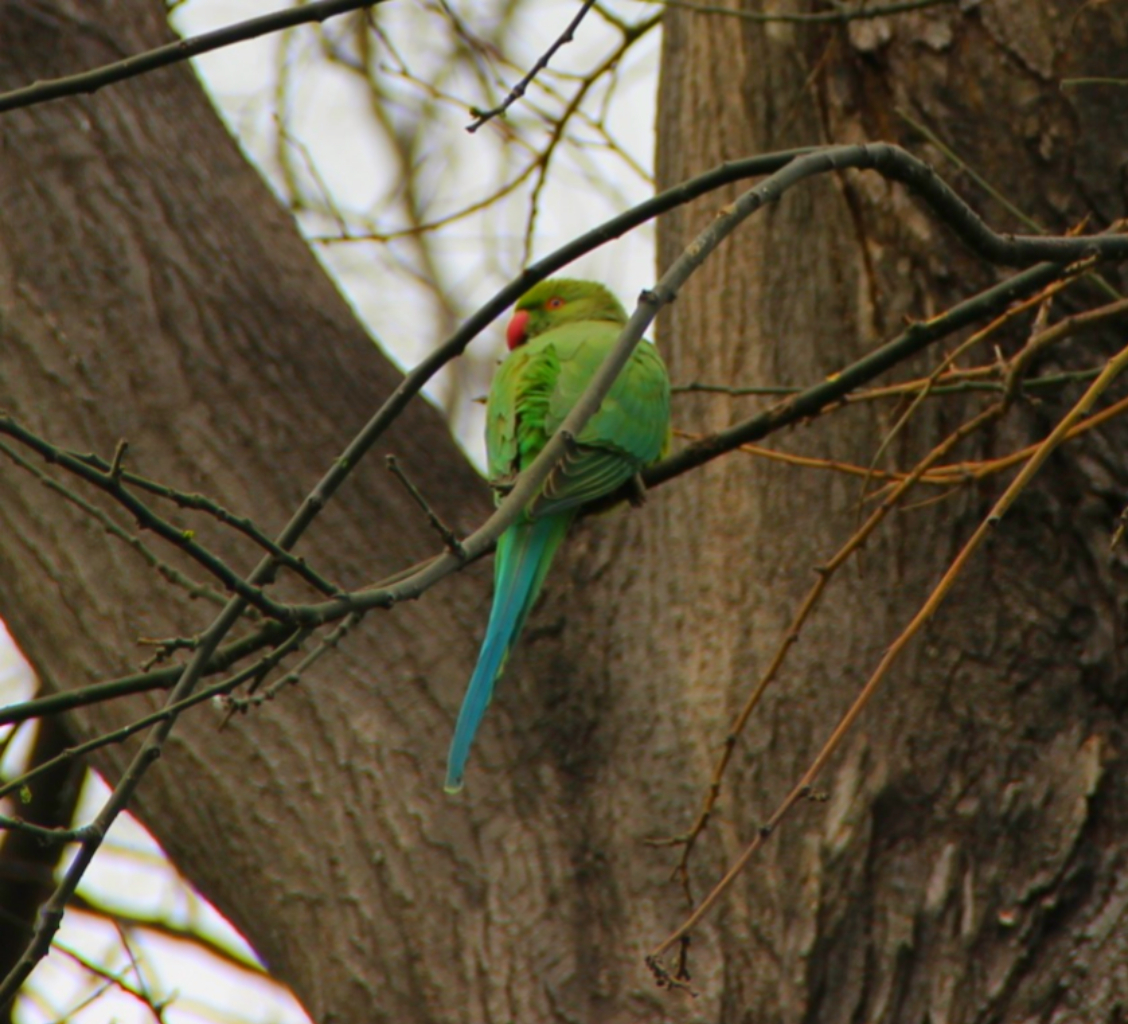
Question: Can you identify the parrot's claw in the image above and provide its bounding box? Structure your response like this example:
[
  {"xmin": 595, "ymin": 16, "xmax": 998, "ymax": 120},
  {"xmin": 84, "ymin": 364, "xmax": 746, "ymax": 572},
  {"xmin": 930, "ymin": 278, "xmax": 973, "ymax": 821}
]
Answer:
[
  {"xmin": 627, "ymin": 474, "xmax": 648, "ymax": 508},
  {"xmin": 492, "ymin": 475, "xmax": 517, "ymax": 499}
]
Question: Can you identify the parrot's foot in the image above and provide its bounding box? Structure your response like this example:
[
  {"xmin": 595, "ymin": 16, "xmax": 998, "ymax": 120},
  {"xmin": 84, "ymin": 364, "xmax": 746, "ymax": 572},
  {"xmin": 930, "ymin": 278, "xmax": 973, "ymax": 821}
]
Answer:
[
  {"xmin": 492, "ymin": 475, "xmax": 517, "ymax": 499},
  {"xmin": 627, "ymin": 474, "xmax": 647, "ymax": 508}
]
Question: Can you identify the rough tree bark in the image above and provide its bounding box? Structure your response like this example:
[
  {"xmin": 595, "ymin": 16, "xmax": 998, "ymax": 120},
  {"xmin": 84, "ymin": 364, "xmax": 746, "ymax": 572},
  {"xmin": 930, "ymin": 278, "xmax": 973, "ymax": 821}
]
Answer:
[
  {"xmin": 2, "ymin": 1, "xmax": 1127, "ymax": 1023},
  {"xmin": 650, "ymin": 1, "xmax": 1128, "ymax": 1020}
]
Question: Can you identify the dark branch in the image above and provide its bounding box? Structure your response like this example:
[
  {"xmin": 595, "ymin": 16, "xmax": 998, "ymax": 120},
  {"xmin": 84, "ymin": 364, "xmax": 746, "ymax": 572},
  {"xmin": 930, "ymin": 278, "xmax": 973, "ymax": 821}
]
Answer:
[
  {"xmin": 0, "ymin": 0, "xmax": 386, "ymax": 116},
  {"xmin": 0, "ymin": 629, "xmax": 311, "ymax": 805},
  {"xmin": 0, "ymin": 418, "xmax": 300, "ymax": 622},
  {"xmin": 0, "ymin": 621, "xmax": 291, "ymax": 725},
  {"xmin": 645, "ymin": 261, "xmax": 1083, "ymax": 488},
  {"xmin": 75, "ymin": 453, "xmax": 345, "ymax": 598},
  {"xmin": 386, "ymin": 456, "xmax": 467, "ymax": 559},
  {"xmin": 466, "ymin": 0, "xmax": 598, "ymax": 133}
]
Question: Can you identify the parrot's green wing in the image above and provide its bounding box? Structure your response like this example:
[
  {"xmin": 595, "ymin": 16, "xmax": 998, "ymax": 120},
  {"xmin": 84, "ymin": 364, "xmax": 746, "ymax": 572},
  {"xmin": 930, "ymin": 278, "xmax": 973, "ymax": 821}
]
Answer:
[
  {"xmin": 484, "ymin": 344, "xmax": 532, "ymax": 492},
  {"xmin": 485, "ymin": 320, "xmax": 670, "ymax": 519},
  {"xmin": 485, "ymin": 341, "xmax": 562, "ymax": 494}
]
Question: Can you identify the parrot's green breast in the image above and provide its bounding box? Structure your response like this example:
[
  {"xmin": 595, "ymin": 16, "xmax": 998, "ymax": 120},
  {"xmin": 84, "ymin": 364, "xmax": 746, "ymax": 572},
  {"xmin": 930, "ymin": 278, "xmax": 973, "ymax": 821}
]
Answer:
[{"xmin": 485, "ymin": 319, "xmax": 670, "ymax": 518}]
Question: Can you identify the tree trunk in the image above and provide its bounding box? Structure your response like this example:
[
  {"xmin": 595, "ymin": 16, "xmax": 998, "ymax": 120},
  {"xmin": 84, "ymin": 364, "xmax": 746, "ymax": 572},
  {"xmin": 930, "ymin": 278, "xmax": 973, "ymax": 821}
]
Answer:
[
  {"xmin": 0, "ymin": 3, "xmax": 498, "ymax": 1019},
  {"xmin": 649, "ymin": 1, "xmax": 1128, "ymax": 1020}
]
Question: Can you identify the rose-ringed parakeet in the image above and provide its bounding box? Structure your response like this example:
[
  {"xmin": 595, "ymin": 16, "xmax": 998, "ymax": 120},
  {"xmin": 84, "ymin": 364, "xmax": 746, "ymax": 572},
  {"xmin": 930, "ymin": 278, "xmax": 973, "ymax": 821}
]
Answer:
[{"xmin": 444, "ymin": 278, "xmax": 671, "ymax": 793}]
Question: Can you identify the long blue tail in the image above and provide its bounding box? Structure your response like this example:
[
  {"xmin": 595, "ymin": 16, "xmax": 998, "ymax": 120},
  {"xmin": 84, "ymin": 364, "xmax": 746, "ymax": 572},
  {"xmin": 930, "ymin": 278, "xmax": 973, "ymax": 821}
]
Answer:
[{"xmin": 444, "ymin": 514, "xmax": 571, "ymax": 793}]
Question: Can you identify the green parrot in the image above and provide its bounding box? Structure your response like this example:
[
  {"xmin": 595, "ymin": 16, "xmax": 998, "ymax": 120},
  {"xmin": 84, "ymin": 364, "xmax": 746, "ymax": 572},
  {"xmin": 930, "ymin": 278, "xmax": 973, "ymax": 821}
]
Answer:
[{"xmin": 444, "ymin": 278, "xmax": 671, "ymax": 793}]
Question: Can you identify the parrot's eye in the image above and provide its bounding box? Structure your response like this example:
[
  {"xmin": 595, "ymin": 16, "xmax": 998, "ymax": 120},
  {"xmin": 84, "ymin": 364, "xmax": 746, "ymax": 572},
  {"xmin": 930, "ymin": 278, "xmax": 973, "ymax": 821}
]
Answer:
[{"xmin": 545, "ymin": 296, "xmax": 566, "ymax": 310}]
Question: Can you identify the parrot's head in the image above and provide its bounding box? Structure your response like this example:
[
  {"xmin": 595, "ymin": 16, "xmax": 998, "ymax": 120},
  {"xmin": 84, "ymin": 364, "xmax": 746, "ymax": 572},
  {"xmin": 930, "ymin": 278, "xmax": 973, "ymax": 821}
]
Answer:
[{"xmin": 506, "ymin": 278, "xmax": 629, "ymax": 350}]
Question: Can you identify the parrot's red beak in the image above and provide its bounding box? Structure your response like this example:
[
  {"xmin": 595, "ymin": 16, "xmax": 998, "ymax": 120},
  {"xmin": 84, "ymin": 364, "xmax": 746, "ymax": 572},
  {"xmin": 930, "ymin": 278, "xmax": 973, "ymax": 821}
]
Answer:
[{"xmin": 506, "ymin": 309, "xmax": 530, "ymax": 350}]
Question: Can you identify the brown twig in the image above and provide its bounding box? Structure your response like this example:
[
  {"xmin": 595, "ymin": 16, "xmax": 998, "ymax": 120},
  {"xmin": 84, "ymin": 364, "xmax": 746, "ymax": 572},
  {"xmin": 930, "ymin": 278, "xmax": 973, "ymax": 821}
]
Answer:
[
  {"xmin": 1003, "ymin": 297, "xmax": 1128, "ymax": 401},
  {"xmin": 654, "ymin": 402, "xmax": 1004, "ymax": 900},
  {"xmin": 855, "ymin": 272, "xmax": 1092, "ymax": 509},
  {"xmin": 648, "ymin": 334, "xmax": 1128, "ymax": 970},
  {"xmin": 658, "ymin": 295, "xmax": 1128, "ymax": 896}
]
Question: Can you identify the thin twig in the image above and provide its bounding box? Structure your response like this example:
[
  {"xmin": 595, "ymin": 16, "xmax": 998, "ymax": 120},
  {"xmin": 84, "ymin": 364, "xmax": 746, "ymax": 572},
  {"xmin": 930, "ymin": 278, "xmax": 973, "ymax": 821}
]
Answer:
[
  {"xmin": 653, "ymin": 403, "xmax": 1004, "ymax": 900},
  {"xmin": 112, "ymin": 921, "xmax": 167, "ymax": 1023},
  {"xmin": 674, "ymin": 366, "xmax": 1103, "ymax": 402},
  {"xmin": 913, "ymin": 393, "xmax": 1128, "ymax": 489},
  {"xmin": 53, "ymin": 943, "xmax": 160, "ymax": 1020},
  {"xmin": 1003, "ymin": 297, "xmax": 1128, "ymax": 399},
  {"xmin": 1060, "ymin": 77, "xmax": 1128, "ymax": 89},
  {"xmin": 0, "ymin": 630, "xmax": 311, "ymax": 804},
  {"xmin": 852, "ymin": 269, "xmax": 1100, "ymax": 510},
  {"xmin": 74, "ymin": 453, "xmax": 344, "ymax": 598},
  {"xmin": 0, "ymin": 418, "xmax": 297, "ymax": 621},
  {"xmin": 520, "ymin": 13, "xmax": 661, "ymax": 262},
  {"xmin": 0, "ymin": 623, "xmax": 292, "ymax": 727},
  {"xmin": 68, "ymin": 894, "xmax": 265, "ymax": 976},
  {"xmin": 137, "ymin": 635, "xmax": 200, "ymax": 673},
  {"xmin": 0, "ymin": 440, "xmax": 226, "ymax": 607},
  {"xmin": 467, "ymin": 0, "xmax": 598, "ymax": 132},
  {"xmin": 856, "ymin": 319, "xmax": 1004, "ymax": 510},
  {"xmin": 108, "ymin": 440, "xmax": 128, "ymax": 480},
  {"xmin": 221, "ymin": 612, "xmax": 363, "ymax": 717},
  {"xmin": 0, "ymin": 814, "xmax": 98, "ymax": 845},
  {"xmin": 1112, "ymin": 505, "xmax": 1128, "ymax": 551},
  {"xmin": 648, "ymin": 336, "xmax": 1128, "ymax": 969},
  {"xmin": 386, "ymin": 456, "xmax": 466, "ymax": 559}
]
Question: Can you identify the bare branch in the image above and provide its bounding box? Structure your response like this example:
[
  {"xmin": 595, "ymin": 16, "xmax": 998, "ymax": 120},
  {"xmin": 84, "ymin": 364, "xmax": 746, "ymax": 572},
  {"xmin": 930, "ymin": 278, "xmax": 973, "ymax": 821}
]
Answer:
[
  {"xmin": 0, "ymin": 417, "xmax": 301, "ymax": 622},
  {"xmin": 386, "ymin": 456, "xmax": 467, "ymax": 560},
  {"xmin": 0, "ymin": 0, "xmax": 387, "ymax": 116},
  {"xmin": 0, "ymin": 623, "xmax": 291, "ymax": 727},
  {"xmin": 466, "ymin": 0, "xmax": 598, "ymax": 132},
  {"xmin": 74, "ymin": 454, "xmax": 345, "ymax": 598},
  {"xmin": 0, "ymin": 629, "xmax": 311, "ymax": 805},
  {"xmin": 0, "ymin": 440, "xmax": 226, "ymax": 608},
  {"xmin": 220, "ymin": 612, "xmax": 362, "ymax": 718}
]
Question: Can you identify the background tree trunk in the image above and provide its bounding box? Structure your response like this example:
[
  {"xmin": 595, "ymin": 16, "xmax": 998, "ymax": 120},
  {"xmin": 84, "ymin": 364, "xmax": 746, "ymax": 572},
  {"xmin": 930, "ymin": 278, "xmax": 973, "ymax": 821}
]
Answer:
[
  {"xmin": 648, "ymin": 1, "xmax": 1128, "ymax": 1020},
  {"xmin": 3, "ymin": 1, "xmax": 1128, "ymax": 1022}
]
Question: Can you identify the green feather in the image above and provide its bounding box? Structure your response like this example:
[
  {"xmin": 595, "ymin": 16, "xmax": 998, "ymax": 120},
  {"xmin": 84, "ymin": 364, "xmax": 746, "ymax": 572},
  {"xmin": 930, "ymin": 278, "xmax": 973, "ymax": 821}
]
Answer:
[
  {"xmin": 486, "ymin": 301, "xmax": 670, "ymax": 517},
  {"xmin": 446, "ymin": 278, "xmax": 669, "ymax": 791}
]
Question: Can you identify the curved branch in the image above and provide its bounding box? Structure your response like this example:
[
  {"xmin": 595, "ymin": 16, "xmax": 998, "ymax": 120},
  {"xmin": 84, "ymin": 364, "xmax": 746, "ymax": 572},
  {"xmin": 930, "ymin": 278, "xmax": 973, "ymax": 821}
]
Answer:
[{"xmin": 645, "ymin": 259, "xmax": 1083, "ymax": 487}]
